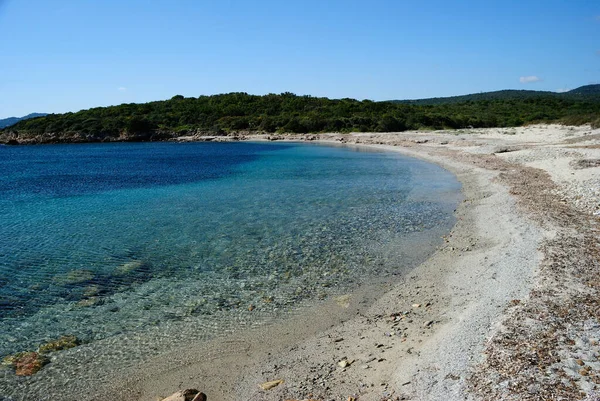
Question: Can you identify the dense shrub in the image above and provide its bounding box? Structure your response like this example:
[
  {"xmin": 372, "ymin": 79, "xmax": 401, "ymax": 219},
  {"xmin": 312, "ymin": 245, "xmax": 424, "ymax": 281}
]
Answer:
[{"xmin": 3, "ymin": 91, "xmax": 600, "ymax": 141}]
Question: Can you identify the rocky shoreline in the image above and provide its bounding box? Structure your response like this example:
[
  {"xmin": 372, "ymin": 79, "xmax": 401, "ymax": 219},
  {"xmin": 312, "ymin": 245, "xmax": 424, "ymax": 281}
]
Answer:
[
  {"xmin": 0, "ymin": 128, "xmax": 322, "ymax": 145},
  {"xmin": 0, "ymin": 129, "xmax": 250, "ymax": 145}
]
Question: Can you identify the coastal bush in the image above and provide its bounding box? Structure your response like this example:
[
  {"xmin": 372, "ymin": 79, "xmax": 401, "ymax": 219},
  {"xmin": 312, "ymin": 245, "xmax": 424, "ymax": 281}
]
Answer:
[{"xmin": 2, "ymin": 91, "xmax": 600, "ymax": 141}]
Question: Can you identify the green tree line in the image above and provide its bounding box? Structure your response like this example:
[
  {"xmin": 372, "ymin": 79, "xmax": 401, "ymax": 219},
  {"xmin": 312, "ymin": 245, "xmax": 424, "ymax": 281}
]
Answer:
[{"xmin": 3, "ymin": 92, "xmax": 600, "ymax": 141}]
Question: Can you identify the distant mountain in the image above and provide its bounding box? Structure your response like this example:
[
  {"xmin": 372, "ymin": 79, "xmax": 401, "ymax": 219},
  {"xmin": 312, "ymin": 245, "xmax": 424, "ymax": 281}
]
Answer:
[
  {"xmin": 392, "ymin": 85, "xmax": 600, "ymax": 105},
  {"xmin": 567, "ymin": 84, "xmax": 600, "ymax": 97},
  {"xmin": 0, "ymin": 113, "xmax": 47, "ymax": 129}
]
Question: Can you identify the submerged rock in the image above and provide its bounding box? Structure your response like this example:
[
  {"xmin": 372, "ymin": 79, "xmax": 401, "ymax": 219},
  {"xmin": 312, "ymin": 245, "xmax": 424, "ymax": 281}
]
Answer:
[
  {"xmin": 1, "ymin": 353, "xmax": 21, "ymax": 366},
  {"xmin": 3, "ymin": 352, "xmax": 48, "ymax": 376},
  {"xmin": 82, "ymin": 284, "xmax": 101, "ymax": 298},
  {"xmin": 114, "ymin": 260, "xmax": 146, "ymax": 275},
  {"xmin": 53, "ymin": 269, "xmax": 95, "ymax": 285},
  {"xmin": 77, "ymin": 296, "xmax": 102, "ymax": 307},
  {"xmin": 38, "ymin": 335, "xmax": 80, "ymax": 354}
]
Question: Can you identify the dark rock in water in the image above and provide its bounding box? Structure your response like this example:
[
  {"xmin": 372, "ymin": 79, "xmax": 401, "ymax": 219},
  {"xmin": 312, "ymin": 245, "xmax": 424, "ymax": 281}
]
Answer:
[
  {"xmin": 38, "ymin": 335, "xmax": 80, "ymax": 354},
  {"xmin": 3, "ymin": 351, "xmax": 48, "ymax": 376}
]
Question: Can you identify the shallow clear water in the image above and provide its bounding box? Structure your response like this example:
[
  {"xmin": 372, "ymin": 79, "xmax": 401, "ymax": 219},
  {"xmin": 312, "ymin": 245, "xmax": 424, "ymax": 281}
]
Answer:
[{"xmin": 0, "ymin": 141, "xmax": 460, "ymax": 399}]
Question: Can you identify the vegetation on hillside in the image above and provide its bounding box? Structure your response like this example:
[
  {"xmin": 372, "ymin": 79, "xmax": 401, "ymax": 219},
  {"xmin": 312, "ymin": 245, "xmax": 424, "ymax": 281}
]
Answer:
[{"xmin": 3, "ymin": 86, "xmax": 600, "ymax": 142}]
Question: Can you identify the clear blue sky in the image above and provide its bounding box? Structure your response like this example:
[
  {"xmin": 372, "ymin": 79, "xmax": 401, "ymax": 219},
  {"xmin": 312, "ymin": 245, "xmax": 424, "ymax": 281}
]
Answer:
[{"xmin": 0, "ymin": 0, "xmax": 599, "ymax": 118}]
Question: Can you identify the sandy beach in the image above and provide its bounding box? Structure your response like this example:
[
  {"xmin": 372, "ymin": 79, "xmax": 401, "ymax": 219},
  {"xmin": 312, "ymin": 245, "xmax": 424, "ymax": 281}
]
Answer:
[{"xmin": 95, "ymin": 124, "xmax": 600, "ymax": 401}]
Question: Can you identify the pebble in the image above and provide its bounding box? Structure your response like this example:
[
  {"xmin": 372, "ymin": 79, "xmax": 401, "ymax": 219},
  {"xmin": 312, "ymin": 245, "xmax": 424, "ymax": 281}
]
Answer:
[
  {"xmin": 259, "ymin": 379, "xmax": 284, "ymax": 390},
  {"xmin": 338, "ymin": 359, "xmax": 354, "ymax": 368}
]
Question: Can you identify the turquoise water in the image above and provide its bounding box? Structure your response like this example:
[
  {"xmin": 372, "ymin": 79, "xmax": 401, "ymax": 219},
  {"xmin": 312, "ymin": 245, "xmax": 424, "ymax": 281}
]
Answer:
[{"xmin": 0, "ymin": 141, "xmax": 460, "ymax": 399}]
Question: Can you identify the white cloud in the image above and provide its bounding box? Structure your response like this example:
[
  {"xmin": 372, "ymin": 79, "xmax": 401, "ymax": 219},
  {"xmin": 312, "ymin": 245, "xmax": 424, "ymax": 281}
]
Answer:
[
  {"xmin": 118, "ymin": 87, "xmax": 127, "ymax": 91},
  {"xmin": 519, "ymin": 76, "xmax": 542, "ymax": 84},
  {"xmin": 556, "ymin": 88, "xmax": 570, "ymax": 93}
]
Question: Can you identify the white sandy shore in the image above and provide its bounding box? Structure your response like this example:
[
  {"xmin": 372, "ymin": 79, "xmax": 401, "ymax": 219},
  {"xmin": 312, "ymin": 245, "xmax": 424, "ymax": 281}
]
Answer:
[{"xmin": 95, "ymin": 124, "xmax": 600, "ymax": 401}]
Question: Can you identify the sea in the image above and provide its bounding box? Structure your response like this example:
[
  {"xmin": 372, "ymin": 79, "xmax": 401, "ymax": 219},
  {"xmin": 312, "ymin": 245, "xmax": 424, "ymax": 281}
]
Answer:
[{"xmin": 0, "ymin": 141, "xmax": 461, "ymax": 399}]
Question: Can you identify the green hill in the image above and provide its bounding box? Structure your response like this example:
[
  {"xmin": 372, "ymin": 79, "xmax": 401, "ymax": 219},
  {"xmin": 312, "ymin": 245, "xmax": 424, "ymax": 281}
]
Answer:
[
  {"xmin": 2, "ymin": 88, "xmax": 599, "ymax": 144},
  {"xmin": 566, "ymin": 84, "xmax": 600, "ymax": 99}
]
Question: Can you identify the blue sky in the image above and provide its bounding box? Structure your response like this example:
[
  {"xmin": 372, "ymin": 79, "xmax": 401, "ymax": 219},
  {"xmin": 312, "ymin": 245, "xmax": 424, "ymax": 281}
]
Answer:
[{"xmin": 0, "ymin": 0, "xmax": 599, "ymax": 118}]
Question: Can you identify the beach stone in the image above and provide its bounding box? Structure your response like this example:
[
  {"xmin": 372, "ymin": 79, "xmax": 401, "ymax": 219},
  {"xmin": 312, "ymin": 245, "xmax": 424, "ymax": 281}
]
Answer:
[
  {"xmin": 338, "ymin": 359, "xmax": 354, "ymax": 368},
  {"xmin": 259, "ymin": 379, "xmax": 284, "ymax": 390},
  {"xmin": 191, "ymin": 394, "xmax": 207, "ymax": 401},
  {"xmin": 161, "ymin": 389, "xmax": 205, "ymax": 401}
]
